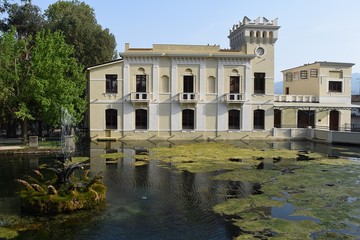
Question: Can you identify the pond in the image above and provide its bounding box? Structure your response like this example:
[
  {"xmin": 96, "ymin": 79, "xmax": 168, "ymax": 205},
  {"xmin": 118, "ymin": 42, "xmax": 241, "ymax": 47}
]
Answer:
[{"xmin": 0, "ymin": 140, "xmax": 360, "ymax": 239}]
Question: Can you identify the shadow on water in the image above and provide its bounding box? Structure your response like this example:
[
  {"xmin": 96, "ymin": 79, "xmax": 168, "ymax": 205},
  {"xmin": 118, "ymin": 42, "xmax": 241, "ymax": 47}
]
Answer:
[{"xmin": 1, "ymin": 140, "xmax": 360, "ymax": 239}]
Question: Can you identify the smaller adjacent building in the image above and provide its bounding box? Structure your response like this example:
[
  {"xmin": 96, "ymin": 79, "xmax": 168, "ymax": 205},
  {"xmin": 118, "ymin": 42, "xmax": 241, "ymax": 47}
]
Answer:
[{"xmin": 275, "ymin": 62, "xmax": 355, "ymax": 131}]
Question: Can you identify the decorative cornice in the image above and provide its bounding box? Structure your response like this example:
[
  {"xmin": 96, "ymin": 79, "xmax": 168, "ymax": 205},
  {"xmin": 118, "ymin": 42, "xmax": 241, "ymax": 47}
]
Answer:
[{"xmin": 124, "ymin": 57, "xmax": 160, "ymax": 65}]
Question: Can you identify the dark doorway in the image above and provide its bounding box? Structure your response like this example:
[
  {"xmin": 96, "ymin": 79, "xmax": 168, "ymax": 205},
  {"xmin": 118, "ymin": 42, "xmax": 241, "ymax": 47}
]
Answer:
[
  {"xmin": 329, "ymin": 110, "xmax": 339, "ymax": 131},
  {"xmin": 297, "ymin": 110, "xmax": 315, "ymax": 128},
  {"xmin": 182, "ymin": 109, "xmax": 195, "ymax": 130},
  {"xmin": 135, "ymin": 109, "xmax": 147, "ymax": 129},
  {"xmin": 229, "ymin": 110, "xmax": 240, "ymax": 130},
  {"xmin": 274, "ymin": 109, "xmax": 281, "ymax": 128}
]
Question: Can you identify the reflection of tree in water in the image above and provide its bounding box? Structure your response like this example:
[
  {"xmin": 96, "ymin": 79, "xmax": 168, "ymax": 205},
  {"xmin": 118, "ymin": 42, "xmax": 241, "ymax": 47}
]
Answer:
[{"xmin": 226, "ymin": 181, "xmax": 262, "ymax": 199}]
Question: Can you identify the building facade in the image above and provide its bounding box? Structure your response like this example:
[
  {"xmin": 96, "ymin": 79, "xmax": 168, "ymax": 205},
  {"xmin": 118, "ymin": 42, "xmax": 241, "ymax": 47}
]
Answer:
[
  {"xmin": 276, "ymin": 62, "xmax": 354, "ymax": 131},
  {"xmin": 87, "ymin": 16, "xmax": 356, "ymax": 141}
]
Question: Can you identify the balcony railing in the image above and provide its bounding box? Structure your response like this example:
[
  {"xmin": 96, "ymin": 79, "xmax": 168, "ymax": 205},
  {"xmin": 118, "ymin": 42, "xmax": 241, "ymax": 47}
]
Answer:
[
  {"xmin": 274, "ymin": 94, "xmax": 318, "ymax": 103},
  {"xmin": 179, "ymin": 93, "xmax": 199, "ymax": 103},
  {"xmin": 225, "ymin": 93, "xmax": 245, "ymax": 103},
  {"xmin": 130, "ymin": 92, "xmax": 151, "ymax": 102}
]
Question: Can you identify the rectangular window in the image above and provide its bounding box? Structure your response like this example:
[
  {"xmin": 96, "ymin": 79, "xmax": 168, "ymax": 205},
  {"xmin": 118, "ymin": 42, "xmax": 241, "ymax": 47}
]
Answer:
[
  {"xmin": 105, "ymin": 109, "xmax": 117, "ymax": 129},
  {"xmin": 254, "ymin": 73, "xmax": 265, "ymax": 94},
  {"xmin": 230, "ymin": 76, "xmax": 240, "ymax": 93},
  {"xmin": 183, "ymin": 76, "xmax": 194, "ymax": 93},
  {"xmin": 310, "ymin": 69, "xmax": 318, "ymax": 78},
  {"xmin": 300, "ymin": 70, "xmax": 308, "ymax": 79},
  {"xmin": 253, "ymin": 110, "xmax": 265, "ymax": 129},
  {"xmin": 329, "ymin": 81, "xmax": 342, "ymax": 92},
  {"xmin": 136, "ymin": 75, "xmax": 147, "ymax": 92},
  {"xmin": 106, "ymin": 74, "xmax": 118, "ymax": 93},
  {"xmin": 182, "ymin": 109, "xmax": 194, "ymax": 130},
  {"xmin": 293, "ymin": 72, "xmax": 299, "ymax": 80},
  {"xmin": 229, "ymin": 110, "xmax": 240, "ymax": 130},
  {"xmin": 285, "ymin": 72, "xmax": 293, "ymax": 82}
]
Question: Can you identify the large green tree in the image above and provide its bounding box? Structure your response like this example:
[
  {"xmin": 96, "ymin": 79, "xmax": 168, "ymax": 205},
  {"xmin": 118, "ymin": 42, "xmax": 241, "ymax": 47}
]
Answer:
[
  {"xmin": 0, "ymin": 29, "xmax": 86, "ymax": 139},
  {"xmin": 0, "ymin": 0, "xmax": 44, "ymax": 39},
  {"xmin": 45, "ymin": 0, "xmax": 117, "ymax": 67}
]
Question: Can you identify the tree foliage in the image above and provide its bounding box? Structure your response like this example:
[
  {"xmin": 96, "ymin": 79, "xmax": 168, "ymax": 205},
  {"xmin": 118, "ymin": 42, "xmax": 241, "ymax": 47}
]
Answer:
[
  {"xmin": 0, "ymin": 29, "xmax": 86, "ymax": 138},
  {"xmin": 45, "ymin": 0, "xmax": 117, "ymax": 67},
  {"xmin": 0, "ymin": 0, "xmax": 117, "ymax": 138},
  {"xmin": 0, "ymin": 0, "xmax": 44, "ymax": 39}
]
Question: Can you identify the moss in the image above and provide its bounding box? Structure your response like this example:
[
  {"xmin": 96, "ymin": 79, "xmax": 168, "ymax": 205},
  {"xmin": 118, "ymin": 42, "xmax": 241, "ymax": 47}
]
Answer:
[
  {"xmin": 151, "ymin": 143, "xmax": 360, "ymax": 238},
  {"xmin": 133, "ymin": 161, "xmax": 149, "ymax": 167},
  {"xmin": 213, "ymin": 195, "xmax": 283, "ymax": 216},
  {"xmin": 71, "ymin": 157, "xmax": 89, "ymax": 163},
  {"xmin": 99, "ymin": 152, "xmax": 125, "ymax": 159},
  {"xmin": 236, "ymin": 218, "xmax": 322, "ymax": 239},
  {"xmin": 0, "ymin": 227, "xmax": 18, "ymax": 239}
]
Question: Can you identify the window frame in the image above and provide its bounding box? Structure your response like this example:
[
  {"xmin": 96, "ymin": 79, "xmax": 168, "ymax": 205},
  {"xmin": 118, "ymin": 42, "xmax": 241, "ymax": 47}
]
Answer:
[
  {"xmin": 253, "ymin": 109, "xmax": 265, "ymax": 130},
  {"xmin": 310, "ymin": 69, "xmax": 318, "ymax": 78},
  {"xmin": 254, "ymin": 72, "xmax": 265, "ymax": 94},
  {"xmin": 105, "ymin": 109, "xmax": 117, "ymax": 129},
  {"xmin": 328, "ymin": 81, "xmax": 342, "ymax": 93},
  {"xmin": 105, "ymin": 74, "xmax": 118, "ymax": 93},
  {"xmin": 285, "ymin": 72, "xmax": 293, "ymax": 82},
  {"xmin": 135, "ymin": 109, "xmax": 148, "ymax": 130},
  {"xmin": 136, "ymin": 74, "xmax": 147, "ymax": 92},
  {"xmin": 182, "ymin": 109, "xmax": 195, "ymax": 130},
  {"xmin": 183, "ymin": 75, "xmax": 194, "ymax": 93},
  {"xmin": 300, "ymin": 70, "xmax": 308, "ymax": 79},
  {"xmin": 230, "ymin": 76, "xmax": 240, "ymax": 93},
  {"xmin": 228, "ymin": 109, "xmax": 240, "ymax": 130}
]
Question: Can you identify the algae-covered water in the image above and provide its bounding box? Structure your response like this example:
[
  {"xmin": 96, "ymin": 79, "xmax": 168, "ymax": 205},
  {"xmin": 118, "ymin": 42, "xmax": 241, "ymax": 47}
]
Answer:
[{"xmin": 1, "ymin": 141, "xmax": 360, "ymax": 239}]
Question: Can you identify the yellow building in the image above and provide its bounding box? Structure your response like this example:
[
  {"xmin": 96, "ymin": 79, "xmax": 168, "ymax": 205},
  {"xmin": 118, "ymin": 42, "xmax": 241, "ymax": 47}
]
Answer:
[
  {"xmin": 276, "ymin": 62, "xmax": 354, "ymax": 131},
  {"xmin": 87, "ymin": 16, "xmax": 356, "ymax": 141}
]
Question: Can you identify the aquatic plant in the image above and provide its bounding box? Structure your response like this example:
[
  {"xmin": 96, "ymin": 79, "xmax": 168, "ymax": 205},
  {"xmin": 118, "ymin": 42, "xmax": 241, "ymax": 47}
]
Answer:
[
  {"xmin": 16, "ymin": 157, "xmax": 106, "ymax": 215},
  {"xmin": 0, "ymin": 227, "xmax": 18, "ymax": 239},
  {"xmin": 149, "ymin": 142, "xmax": 360, "ymax": 239}
]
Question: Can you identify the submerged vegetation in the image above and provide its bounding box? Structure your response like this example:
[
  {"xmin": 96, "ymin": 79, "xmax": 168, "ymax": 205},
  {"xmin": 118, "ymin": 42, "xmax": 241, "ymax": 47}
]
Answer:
[
  {"xmin": 16, "ymin": 157, "xmax": 106, "ymax": 215},
  {"xmin": 150, "ymin": 142, "xmax": 360, "ymax": 239}
]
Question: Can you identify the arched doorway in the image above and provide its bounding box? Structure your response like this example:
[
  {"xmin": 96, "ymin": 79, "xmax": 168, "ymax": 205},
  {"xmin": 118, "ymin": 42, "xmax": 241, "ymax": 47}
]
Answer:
[{"xmin": 329, "ymin": 110, "xmax": 339, "ymax": 131}]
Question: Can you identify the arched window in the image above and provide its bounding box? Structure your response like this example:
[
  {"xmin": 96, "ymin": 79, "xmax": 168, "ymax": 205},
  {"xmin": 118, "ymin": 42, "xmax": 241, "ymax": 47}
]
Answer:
[
  {"xmin": 269, "ymin": 32, "xmax": 274, "ymax": 44},
  {"xmin": 262, "ymin": 31, "xmax": 267, "ymax": 44},
  {"xmin": 161, "ymin": 75, "xmax": 169, "ymax": 93},
  {"xmin": 250, "ymin": 31, "xmax": 254, "ymax": 44},
  {"xmin": 229, "ymin": 110, "xmax": 240, "ymax": 130},
  {"xmin": 256, "ymin": 31, "xmax": 261, "ymax": 44},
  {"xmin": 207, "ymin": 76, "xmax": 216, "ymax": 93},
  {"xmin": 106, "ymin": 109, "xmax": 117, "ymax": 129},
  {"xmin": 135, "ymin": 109, "xmax": 147, "ymax": 130},
  {"xmin": 254, "ymin": 109, "xmax": 265, "ymax": 129},
  {"xmin": 182, "ymin": 109, "xmax": 194, "ymax": 130}
]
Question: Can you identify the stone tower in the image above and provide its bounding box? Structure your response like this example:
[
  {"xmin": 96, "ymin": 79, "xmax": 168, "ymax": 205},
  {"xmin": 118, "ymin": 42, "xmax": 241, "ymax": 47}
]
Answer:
[{"xmin": 228, "ymin": 16, "xmax": 280, "ymax": 90}]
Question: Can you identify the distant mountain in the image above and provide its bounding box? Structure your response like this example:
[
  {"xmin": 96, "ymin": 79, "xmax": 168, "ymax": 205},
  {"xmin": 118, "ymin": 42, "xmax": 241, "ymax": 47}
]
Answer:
[
  {"xmin": 274, "ymin": 81, "xmax": 283, "ymax": 94},
  {"xmin": 274, "ymin": 73, "xmax": 360, "ymax": 95},
  {"xmin": 352, "ymin": 73, "xmax": 360, "ymax": 95}
]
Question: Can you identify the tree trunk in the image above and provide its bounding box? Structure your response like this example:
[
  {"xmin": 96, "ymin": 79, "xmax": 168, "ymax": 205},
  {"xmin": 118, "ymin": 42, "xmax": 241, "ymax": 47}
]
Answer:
[
  {"xmin": 21, "ymin": 119, "xmax": 28, "ymax": 144},
  {"xmin": 6, "ymin": 119, "xmax": 17, "ymax": 138}
]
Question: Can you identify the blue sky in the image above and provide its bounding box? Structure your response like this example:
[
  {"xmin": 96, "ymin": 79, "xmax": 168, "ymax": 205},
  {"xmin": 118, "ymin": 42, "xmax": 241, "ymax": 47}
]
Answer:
[{"xmin": 32, "ymin": 0, "xmax": 360, "ymax": 82}]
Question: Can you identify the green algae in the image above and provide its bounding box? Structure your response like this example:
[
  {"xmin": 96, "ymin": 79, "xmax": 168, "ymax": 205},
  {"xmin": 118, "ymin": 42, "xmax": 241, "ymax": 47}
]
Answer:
[
  {"xmin": 237, "ymin": 218, "xmax": 322, "ymax": 239},
  {"xmin": 147, "ymin": 142, "xmax": 360, "ymax": 238},
  {"xmin": 0, "ymin": 227, "xmax": 18, "ymax": 239},
  {"xmin": 71, "ymin": 156, "xmax": 89, "ymax": 163},
  {"xmin": 150, "ymin": 142, "xmax": 307, "ymax": 173},
  {"xmin": 99, "ymin": 152, "xmax": 125, "ymax": 159}
]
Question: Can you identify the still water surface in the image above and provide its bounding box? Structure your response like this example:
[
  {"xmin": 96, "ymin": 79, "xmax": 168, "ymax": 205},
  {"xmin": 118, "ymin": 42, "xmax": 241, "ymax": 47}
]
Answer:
[{"xmin": 0, "ymin": 140, "xmax": 359, "ymax": 239}]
